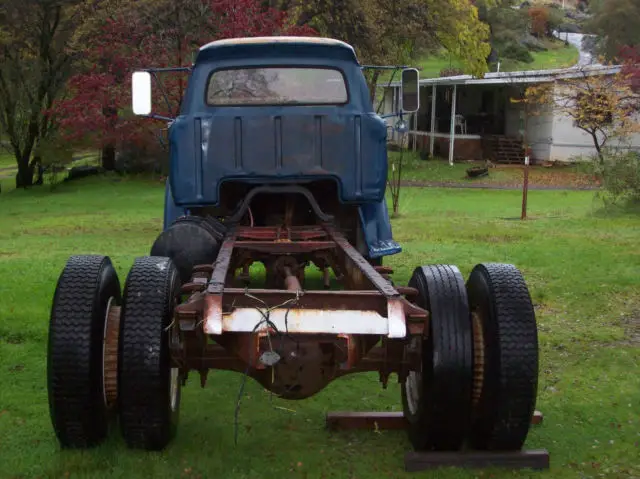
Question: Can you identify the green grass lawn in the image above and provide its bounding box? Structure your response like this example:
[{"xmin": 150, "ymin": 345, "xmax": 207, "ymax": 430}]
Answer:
[
  {"xmin": 499, "ymin": 39, "xmax": 581, "ymax": 73},
  {"xmin": 0, "ymin": 152, "xmax": 15, "ymax": 170},
  {"xmin": 0, "ymin": 151, "xmax": 101, "ymax": 192},
  {"xmin": 1, "ymin": 177, "xmax": 639, "ymax": 478},
  {"xmin": 388, "ymin": 153, "xmax": 599, "ymax": 188}
]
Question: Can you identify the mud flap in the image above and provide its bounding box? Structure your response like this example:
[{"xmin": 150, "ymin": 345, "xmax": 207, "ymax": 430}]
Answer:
[{"xmin": 358, "ymin": 199, "xmax": 401, "ymax": 259}]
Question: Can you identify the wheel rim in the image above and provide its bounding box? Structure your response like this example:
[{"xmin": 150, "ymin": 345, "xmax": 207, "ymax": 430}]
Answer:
[
  {"xmin": 404, "ymin": 336, "xmax": 422, "ymax": 416},
  {"xmin": 169, "ymin": 367, "xmax": 179, "ymax": 411},
  {"xmin": 471, "ymin": 311, "xmax": 485, "ymax": 409},
  {"xmin": 405, "ymin": 371, "xmax": 422, "ymax": 416},
  {"xmin": 168, "ymin": 320, "xmax": 181, "ymax": 412},
  {"xmin": 101, "ymin": 296, "xmax": 114, "ymax": 408}
]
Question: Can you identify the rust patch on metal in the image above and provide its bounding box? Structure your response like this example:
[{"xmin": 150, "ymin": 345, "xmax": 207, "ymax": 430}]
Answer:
[
  {"xmin": 222, "ymin": 288, "xmax": 389, "ymax": 315},
  {"xmin": 406, "ymin": 322, "xmax": 425, "ymax": 336},
  {"xmin": 103, "ymin": 305, "xmax": 120, "ymax": 409},
  {"xmin": 193, "ymin": 264, "xmax": 214, "ymax": 274},
  {"xmin": 204, "ymin": 228, "xmax": 236, "ymax": 334},
  {"xmin": 396, "ymin": 286, "xmax": 418, "ymax": 297},
  {"xmin": 234, "ymin": 240, "xmax": 335, "ymax": 254},
  {"xmin": 236, "ymin": 225, "xmax": 328, "ymax": 241},
  {"xmin": 374, "ymin": 265, "xmax": 394, "ymax": 275},
  {"xmin": 206, "ymin": 228, "xmax": 236, "ymax": 295},
  {"xmin": 324, "ymin": 224, "xmax": 400, "ymax": 298},
  {"xmin": 181, "ymin": 279, "xmax": 207, "ymax": 294},
  {"xmin": 471, "ymin": 312, "xmax": 485, "ymax": 407}
]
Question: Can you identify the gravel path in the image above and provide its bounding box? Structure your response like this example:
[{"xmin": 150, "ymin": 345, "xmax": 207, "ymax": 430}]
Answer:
[{"xmin": 553, "ymin": 31, "xmax": 601, "ymax": 67}]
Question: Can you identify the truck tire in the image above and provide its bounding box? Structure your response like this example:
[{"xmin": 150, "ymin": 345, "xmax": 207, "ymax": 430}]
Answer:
[
  {"xmin": 401, "ymin": 264, "xmax": 474, "ymax": 451},
  {"xmin": 466, "ymin": 263, "xmax": 539, "ymax": 451},
  {"xmin": 118, "ymin": 256, "xmax": 182, "ymax": 450},
  {"xmin": 47, "ymin": 255, "xmax": 121, "ymax": 448}
]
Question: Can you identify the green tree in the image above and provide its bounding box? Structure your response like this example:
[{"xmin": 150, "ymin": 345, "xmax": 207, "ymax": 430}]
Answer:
[
  {"xmin": 525, "ymin": 67, "xmax": 639, "ymax": 164},
  {"xmin": 274, "ymin": 0, "xmax": 491, "ymax": 95},
  {"xmin": 586, "ymin": 0, "xmax": 640, "ymax": 61},
  {"xmin": 479, "ymin": 1, "xmax": 533, "ymax": 64},
  {"xmin": 0, "ymin": 0, "xmax": 93, "ymax": 188}
]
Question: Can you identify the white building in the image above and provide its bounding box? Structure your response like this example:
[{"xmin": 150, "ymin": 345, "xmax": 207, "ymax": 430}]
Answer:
[{"xmin": 379, "ymin": 64, "xmax": 640, "ymax": 164}]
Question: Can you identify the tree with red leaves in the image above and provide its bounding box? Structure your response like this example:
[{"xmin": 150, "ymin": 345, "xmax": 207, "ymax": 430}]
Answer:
[
  {"xmin": 51, "ymin": 0, "xmax": 315, "ymax": 170},
  {"xmin": 620, "ymin": 45, "xmax": 640, "ymax": 94},
  {"xmin": 528, "ymin": 7, "xmax": 549, "ymax": 39}
]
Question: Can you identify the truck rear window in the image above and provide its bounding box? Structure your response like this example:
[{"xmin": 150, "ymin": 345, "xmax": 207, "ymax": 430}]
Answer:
[{"xmin": 206, "ymin": 67, "xmax": 348, "ymax": 106}]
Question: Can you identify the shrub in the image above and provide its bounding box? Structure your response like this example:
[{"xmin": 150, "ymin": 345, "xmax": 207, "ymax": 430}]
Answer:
[
  {"xmin": 546, "ymin": 6, "xmax": 566, "ymax": 34},
  {"xmin": 520, "ymin": 34, "xmax": 548, "ymax": 52},
  {"xmin": 593, "ymin": 149, "xmax": 640, "ymax": 204},
  {"xmin": 439, "ymin": 67, "xmax": 465, "ymax": 77},
  {"xmin": 34, "ymin": 133, "xmax": 75, "ymax": 189},
  {"xmin": 501, "ymin": 42, "xmax": 534, "ymax": 63},
  {"xmin": 114, "ymin": 138, "xmax": 169, "ymax": 175},
  {"xmin": 557, "ymin": 23, "xmax": 582, "ymax": 34}
]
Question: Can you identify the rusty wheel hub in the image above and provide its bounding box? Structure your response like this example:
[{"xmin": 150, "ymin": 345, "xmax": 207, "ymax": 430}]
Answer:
[
  {"xmin": 103, "ymin": 298, "xmax": 120, "ymax": 409},
  {"xmin": 471, "ymin": 311, "xmax": 485, "ymax": 408}
]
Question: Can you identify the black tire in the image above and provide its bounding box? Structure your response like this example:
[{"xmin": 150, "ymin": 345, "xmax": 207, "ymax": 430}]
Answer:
[
  {"xmin": 401, "ymin": 265, "xmax": 474, "ymax": 451},
  {"xmin": 466, "ymin": 263, "xmax": 539, "ymax": 451},
  {"xmin": 118, "ymin": 256, "xmax": 182, "ymax": 450},
  {"xmin": 47, "ymin": 255, "xmax": 121, "ymax": 448},
  {"xmin": 150, "ymin": 215, "xmax": 225, "ymax": 284}
]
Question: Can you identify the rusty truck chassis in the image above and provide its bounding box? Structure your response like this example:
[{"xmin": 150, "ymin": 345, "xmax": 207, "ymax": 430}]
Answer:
[{"xmin": 165, "ymin": 207, "xmax": 429, "ymax": 397}]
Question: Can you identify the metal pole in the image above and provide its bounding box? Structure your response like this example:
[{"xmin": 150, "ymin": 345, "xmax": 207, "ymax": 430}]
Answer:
[
  {"xmin": 429, "ymin": 85, "xmax": 437, "ymax": 157},
  {"xmin": 448, "ymin": 84, "xmax": 457, "ymax": 166},
  {"xmin": 521, "ymin": 96, "xmax": 530, "ymax": 221},
  {"xmin": 411, "ymin": 113, "xmax": 418, "ymax": 153},
  {"xmin": 521, "ymin": 153, "xmax": 529, "ymax": 220}
]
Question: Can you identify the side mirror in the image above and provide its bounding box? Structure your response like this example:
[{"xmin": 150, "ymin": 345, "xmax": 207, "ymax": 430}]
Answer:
[
  {"xmin": 132, "ymin": 71, "xmax": 152, "ymax": 115},
  {"xmin": 400, "ymin": 68, "xmax": 420, "ymax": 113}
]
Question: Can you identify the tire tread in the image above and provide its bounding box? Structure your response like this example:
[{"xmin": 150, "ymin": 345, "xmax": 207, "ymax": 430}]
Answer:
[
  {"xmin": 403, "ymin": 264, "xmax": 474, "ymax": 451},
  {"xmin": 467, "ymin": 263, "xmax": 539, "ymax": 450},
  {"xmin": 118, "ymin": 256, "xmax": 180, "ymax": 450},
  {"xmin": 48, "ymin": 255, "xmax": 119, "ymax": 448}
]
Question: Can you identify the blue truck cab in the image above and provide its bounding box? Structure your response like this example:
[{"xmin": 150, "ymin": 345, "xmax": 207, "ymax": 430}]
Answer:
[{"xmin": 131, "ymin": 37, "xmax": 419, "ymax": 265}]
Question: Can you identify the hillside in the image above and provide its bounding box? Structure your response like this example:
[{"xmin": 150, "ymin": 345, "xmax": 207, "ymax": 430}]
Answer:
[{"xmin": 414, "ymin": 38, "xmax": 579, "ymax": 79}]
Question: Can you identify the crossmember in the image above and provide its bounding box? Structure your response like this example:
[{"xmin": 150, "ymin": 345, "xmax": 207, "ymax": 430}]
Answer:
[{"xmin": 188, "ymin": 223, "xmax": 427, "ymax": 337}]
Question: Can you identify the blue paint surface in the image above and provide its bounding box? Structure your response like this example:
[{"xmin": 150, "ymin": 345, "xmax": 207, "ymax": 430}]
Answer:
[{"xmin": 164, "ymin": 39, "xmax": 400, "ymax": 258}]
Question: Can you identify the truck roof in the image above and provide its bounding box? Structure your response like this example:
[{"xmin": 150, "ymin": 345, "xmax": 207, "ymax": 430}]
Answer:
[{"xmin": 196, "ymin": 36, "xmax": 359, "ymax": 64}]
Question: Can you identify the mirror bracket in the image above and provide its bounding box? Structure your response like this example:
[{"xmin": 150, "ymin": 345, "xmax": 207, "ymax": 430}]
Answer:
[{"xmin": 131, "ymin": 66, "xmax": 193, "ymax": 121}]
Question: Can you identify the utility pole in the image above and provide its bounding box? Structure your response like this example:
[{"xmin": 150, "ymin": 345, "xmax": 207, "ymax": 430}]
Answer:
[
  {"xmin": 521, "ymin": 146, "xmax": 530, "ymax": 220},
  {"xmin": 520, "ymin": 90, "xmax": 531, "ymax": 221}
]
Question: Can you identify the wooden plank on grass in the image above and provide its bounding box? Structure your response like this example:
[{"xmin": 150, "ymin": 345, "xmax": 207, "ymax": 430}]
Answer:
[
  {"xmin": 326, "ymin": 411, "xmax": 544, "ymax": 430},
  {"xmin": 404, "ymin": 449, "xmax": 550, "ymax": 472}
]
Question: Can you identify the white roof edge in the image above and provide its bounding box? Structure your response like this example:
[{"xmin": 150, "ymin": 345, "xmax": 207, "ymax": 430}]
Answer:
[
  {"xmin": 379, "ymin": 64, "xmax": 623, "ymax": 88},
  {"xmin": 199, "ymin": 36, "xmax": 354, "ymax": 51}
]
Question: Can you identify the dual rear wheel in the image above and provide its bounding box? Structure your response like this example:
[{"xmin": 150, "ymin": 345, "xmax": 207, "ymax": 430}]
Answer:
[
  {"xmin": 47, "ymin": 255, "xmax": 182, "ymax": 450},
  {"xmin": 47, "ymin": 256, "xmax": 537, "ymax": 453},
  {"xmin": 401, "ymin": 263, "xmax": 539, "ymax": 452}
]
